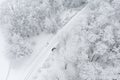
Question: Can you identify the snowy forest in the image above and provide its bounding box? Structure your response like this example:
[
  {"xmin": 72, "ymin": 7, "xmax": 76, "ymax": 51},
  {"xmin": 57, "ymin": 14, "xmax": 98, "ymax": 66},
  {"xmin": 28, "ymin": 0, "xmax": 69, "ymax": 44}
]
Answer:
[{"xmin": 0, "ymin": 0, "xmax": 120, "ymax": 80}]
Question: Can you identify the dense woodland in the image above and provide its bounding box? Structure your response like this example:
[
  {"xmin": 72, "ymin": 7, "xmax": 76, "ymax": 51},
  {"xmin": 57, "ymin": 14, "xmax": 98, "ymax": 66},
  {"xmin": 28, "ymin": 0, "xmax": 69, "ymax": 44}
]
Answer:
[
  {"xmin": 1, "ymin": 0, "xmax": 120, "ymax": 80},
  {"xmin": 0, "ymin": 0, "xmax": 87, "ymax": 62}
]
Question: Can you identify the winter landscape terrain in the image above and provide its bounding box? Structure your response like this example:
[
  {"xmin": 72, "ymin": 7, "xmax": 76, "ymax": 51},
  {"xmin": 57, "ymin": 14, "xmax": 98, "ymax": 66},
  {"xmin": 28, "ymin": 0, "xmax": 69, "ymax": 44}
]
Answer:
[{"xmin": 0, "ymin": 0, "xmax": 120, "ymax": 80}]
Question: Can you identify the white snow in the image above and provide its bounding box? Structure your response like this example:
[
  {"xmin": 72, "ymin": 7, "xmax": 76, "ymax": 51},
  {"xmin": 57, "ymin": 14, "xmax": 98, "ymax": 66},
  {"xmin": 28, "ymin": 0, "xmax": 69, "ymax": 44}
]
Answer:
[
  {"xmin": 1, "ymin": 0, "xmax": 120, "ymax": 80},
  {"xmin": 0, "ymin": 27, "xmax": 9, "ymax": 80}
]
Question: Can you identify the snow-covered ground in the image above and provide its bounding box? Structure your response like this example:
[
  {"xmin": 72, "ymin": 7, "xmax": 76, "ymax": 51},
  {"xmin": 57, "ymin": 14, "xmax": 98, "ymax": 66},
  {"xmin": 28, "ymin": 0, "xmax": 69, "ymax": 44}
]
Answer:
[
  {"xmin": 1, "ymin": 0, "xmax": 120, "ymax": 80},
  {"xmin": 0, "ymin": 27, "xmax": 9, "ymax": 80}
]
